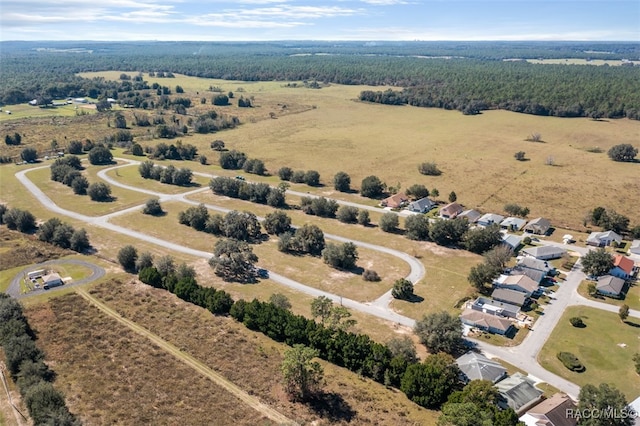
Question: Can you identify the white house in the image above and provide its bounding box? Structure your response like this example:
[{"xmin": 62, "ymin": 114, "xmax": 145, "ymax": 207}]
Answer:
[
  {"xmin": 477, "ymin": 213, "xmax": 504, "ymax": 227},
  {"xmin": 500, "ymin": 217, "xmax": 527, "ymax": 231},
  {"xmin": 586, "ymin": 230, "xmax": 622, "ymax": 247},
  {"xmin": 495, "ymin": 274, "xmax": 540, "ymax": 296},
  {"xmin": 596, "ymin": 275, "xmax": 626, "ymax": 298},
  {"xmin": 523, "ymin": 217, "xmax": 551, "ymax": 235},
  {"xmin": 521, "ymin": 245, "xmax": 566, "ymax": 260}
]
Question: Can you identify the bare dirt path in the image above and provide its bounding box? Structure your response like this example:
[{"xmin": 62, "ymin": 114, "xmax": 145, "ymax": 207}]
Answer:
[{"xmin": 75, "ymin": 287, "xmax": 295, "ymax": 426}]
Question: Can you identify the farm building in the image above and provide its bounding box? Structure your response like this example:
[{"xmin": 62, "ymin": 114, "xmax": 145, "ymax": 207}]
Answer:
[
  {"xmin": 456, "ymin": 352, "xmax": 507, "ymax": 384},
  {"xmin": 523, "ymin": 218, "xmax": 551, "ymax": 235},
  {"xmin": 42, "ymin": 273, "xmax": 63, "ymax": 289}
]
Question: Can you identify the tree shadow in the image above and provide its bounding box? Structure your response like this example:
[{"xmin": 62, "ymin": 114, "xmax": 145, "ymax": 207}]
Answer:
[
  {"xmin": 308, "ymin": 392, "xmax": 356, "ymax": 423},
  {"xmin": 623, "ymin": 320, "xmax": 640, "ymax": 328}
]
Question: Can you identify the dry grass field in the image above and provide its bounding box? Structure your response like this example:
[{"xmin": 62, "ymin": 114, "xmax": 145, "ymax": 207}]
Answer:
[{"xmin": 24, "ymin": 280, "xmax": 439, "ymax": 425}]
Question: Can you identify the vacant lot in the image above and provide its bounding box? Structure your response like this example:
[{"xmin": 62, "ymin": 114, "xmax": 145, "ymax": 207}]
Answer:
[
  {"xmin": 26, "ymin": 280, "xmax": 438, "ymax": 425},
  {"xmin": 539, "ymin": 306, "xmax": 640, "ymax": 400}
]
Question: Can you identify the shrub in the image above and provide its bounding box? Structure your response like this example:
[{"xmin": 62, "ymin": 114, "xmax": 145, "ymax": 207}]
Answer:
[
  {"xmin": 557, "ymin": 352, "xmax": 585, "ymax": 372},
  {"xmin": 360, "ymin": 175, "xmax": 385, "ymax": 198},
  {"xmin": 363, "ymin": 269, "xmax": 381, "ymax": 282},
  {"xmin": 379, "ymin": 212, "xmax": 399, "ymax": 232},
  {"xmin": 291, "ymin": 170, "xmax": 306, "ymax": 183},
  {"xmin": 333, "ymin": 171, "xmax": 351, "ymax": 192},
  {"xmin": 304, "ymin": 170, "xmax": 321, "ymax": 186},
  {"xmin": 87, "ymin": 145, "xmax": 113, "ymax": 165},
  {"xmin": 87, "ymin": 182, "xmax": 112, "ymax": 201},
  {"xmin": 336, "ymin": 205, "xmax": 359, "ymax": 223},
  {"xmin": 569, "ymin": 317, "xmax": 585, "ymax": 328},
  {"xmin": 418, "ymin": 162, "xmax": 442, "ymax": 176},
  {"xmin": 142, "ymin": 198, "xmax": 163, "ymax": 216},
  {"xmin": 278, "ymin": 167, "xmax": 293, "ymax": 181},
  {"xmin": 20, "ymin": 147, "xmax": 38, "ymax": 163}
]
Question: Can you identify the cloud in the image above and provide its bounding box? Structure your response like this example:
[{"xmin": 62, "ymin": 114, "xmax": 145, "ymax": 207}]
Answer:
[{"xmin": 359, "ymin": 0, "xmax": 409, "ymax": 5}]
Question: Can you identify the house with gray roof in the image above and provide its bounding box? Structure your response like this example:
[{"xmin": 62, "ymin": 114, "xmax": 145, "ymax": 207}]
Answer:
[
  {"xmin": 471, "ymin": 297, "xmax": 520, "ymax": 318},
  {"xmin": 517, "ymin": 257, "xmax": 552, "ymax": 275},
  {"xmin": 456, "ymin": 352, "xmax": 507, "ymax": 384},
  {"xmin": 478, "ymin": 213, "xmax": 505, "ymax": 227},
  {"xmin": 459, "ymin": 209, "xmax": 482, "ymax": 223},
  {"xmin": 523, "ymin": 218, "xmax": 552, "ymax": 235},
  {"xmin": 460, "ymin": 309, "xmax": 514, "ymax": 335},
  {"xmin": 501, "ymin": 217, "xmax": 527, "ymax": 231},
  {"xmin": 495, "ymin": 274, "xmax": 540, "ymax": 296},
  {"xmin": 440, "ymin": 202, "xmax": 464, "ymax": 219},
  {"xmin": 596, "ymin": 275, "xmax": 627, "ymax": 298},
  {"xmin": 407, "ymin": 197, "xmax": 436, "ymax": 213},
  {"xmin": 522, "ymin": 245, "xmax": 566, "ymax": 261},
  {"xmin": 496, "ymin": 372, "xmax": 544, "ymax": 415},
  {"xmin": 502, "ymin": 234, "xmax": 522, "ymax": 250},
  {"xmin": 586, "ymin": 230, "xmax": 622, "ymax": 247},
  {"xmin": 492, "ymin": 288, "xmax": 528, "ymax": 307}
]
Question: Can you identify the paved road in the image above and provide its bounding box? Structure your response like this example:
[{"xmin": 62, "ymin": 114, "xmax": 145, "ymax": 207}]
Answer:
[{"xmin": 6, "ymin": 259, "xmax": 106, "ymax": 299}]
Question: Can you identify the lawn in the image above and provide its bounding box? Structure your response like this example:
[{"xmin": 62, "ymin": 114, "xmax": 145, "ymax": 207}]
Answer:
[
  {"xmin": 577, "ymin": 280, "xmax": 640, "ymax": 311},
  {"xmin": 539, "ymin": 306, "xmax": 640, "ymax": 400},
  {"xmin": 104, "ymin": 163, "xmax": 210, "ymax": 194},
  {"xmin": 24, "ymin": 162, "xmax": 150, "ymax": 216}
]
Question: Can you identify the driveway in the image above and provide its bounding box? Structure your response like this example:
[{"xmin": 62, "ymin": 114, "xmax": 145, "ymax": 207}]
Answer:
[{"xmin": 6, "ymin": 259, "xmax": 105, "ymax": 299}]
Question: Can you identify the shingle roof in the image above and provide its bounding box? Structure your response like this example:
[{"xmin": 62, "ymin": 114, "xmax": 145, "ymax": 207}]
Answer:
[
  {"xmin": 491, "ymin": 288, "xmax": 528, "ymax": 306},
  {"xmin": 456, "ymin": 352, "xmax": 507, "ymax": 383},
  {"xmin": 613, "ymin": 254, "xmax": 634, "ymax": 275},
  {"xmin": 440, "ymin": 202, "xmax": 463, "ymax": 216},
  {"xmin": 522, "ymin": 246, "xmax": 566, "ymax": 259},
  {"xmin": 596, "ymin": 275, "xmax": 626, "ymax": 295},
  {"xmin": 459, "ymin": 209, "xmax": 482, "ymax": 222},
  {"xmin": 499, "ymin": 274, "xmax": 539, "ymax": 294},
  {"xmin": 408, "ymin": 197, "xmax": 435, "ymax": 211},
  {"xmin": 496, "ymin": 373, "xmax": 543, "ymax": 413},
  {"xmin": 526, "ymin": 393, "xmax": 577, "ymax": 426},
  {"xmin": 460, "ymin": 309, "xmax": 513, "ymax": 333}
]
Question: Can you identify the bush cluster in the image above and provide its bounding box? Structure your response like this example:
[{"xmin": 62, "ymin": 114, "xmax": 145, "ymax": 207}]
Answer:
[
  {"xmin": 1, "ymin": 205, "xmax": 37, "ymax": 233},
  {"xmin": 178, "ymin": 205, "xmax": 262, "ymax": 242},
  {"xmin": 557, "ymin": 351, "xmax": 585, "ymax": 372},
  {"xmin": 150, "ymin": 141, "xmax": 198, "ymax": 160},
  {"xmin": 278, "ymin": 167, "xmax": 321, "ymax": 186},
  {"xmin": 38, "ymin": 218, "xmax": 90, "ymax": 252},
  {"xmin": 0, "ymin": 294, "xmax": 79, "ymax": 424},
  {"xmin": 50, "ymin": 156, "xmax": 88, "ymax": 194},
  {"xmin": 209, "ymin": 176, "xmax": 285, "ymax": 207},
  {"xmin": 300, "ymin": 196, "xmax": 338, "ymax": 218},
  {"xmin": 138, "ymin": 160, "xmax": 193, "ymax": 186}
]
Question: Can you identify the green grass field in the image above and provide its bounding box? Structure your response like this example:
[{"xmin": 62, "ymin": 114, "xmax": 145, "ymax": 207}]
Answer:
[
  {"xmin": 539, "ymin": 306, "xmax": 640, "ymax": 400},
  {"xmin": 104, "ymin": 164, "xmax": 210, "ymax": 194}
]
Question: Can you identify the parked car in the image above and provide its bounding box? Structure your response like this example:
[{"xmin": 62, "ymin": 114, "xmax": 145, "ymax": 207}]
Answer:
[
  {"xmin": 255, "ymin": 268, "xmax": 269, "ymax": 278},
  {"xmin": 235, "ymin": 175, "xmax": 245, "ymax": 181}
]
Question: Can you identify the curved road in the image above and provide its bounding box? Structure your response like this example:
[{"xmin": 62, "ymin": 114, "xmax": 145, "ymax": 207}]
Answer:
[
  {"xmin": 6, "ymin": 259, "xmax": 106, "ymax": 299},
  {"xmin": 14, "ymin": 161, "xmax": 639, "ymax": 400}
]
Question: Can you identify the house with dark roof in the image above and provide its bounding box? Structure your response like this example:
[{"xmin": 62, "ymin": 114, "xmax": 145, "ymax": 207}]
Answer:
[
  {"xmin": 586, "ymin": 230, "xmax": 622, "ymax": 247},
  {"xmin": 501, "ymin": 217, "xmax": 527, "ymax": 231},
  {"xmin": 381, "ymin": 193, "xmax": 408, "ymax": 209},
  {"xmin": 407, "ymin": 197, "xmax": 436, "ymax": 213},
  {"xmin": 523, "ymin": 218, "xmax": 552, "ymax": 235},
  {"xmin": 495, "ymin": 274, "xmax": 540, "ymax": 296},
  {"xmin": 517, "ymin": 257, "xmax": 552, "ymax": 275},
  {"xmin": 440, "ymin": 202, "xmax": 463, "ymax": 219},
  {"xmin": 460, "ymin": 308, "xmax": 514, "ymax": 335},
  {"xmin": 496, "ymin": 372, "xmax": 544, "ymax": 415},
  {"xmin": 456, "ymin": 352, "xmax": 507, "ymax": 384},
  {"xmin": 492, "ymin": 288, "xmax": 528, "ymax": 307},
  {"xmin": 596, "ymin": 275, "xmax": 627, "ymax": 298},
  {"xmin": 478, "ymin": 213, "xmax": 505, "ymax": 227},
  {"xmin": 471, "ymin": 297, "xmax": 520, "ymax": 318},
  {"xmin": 610, "ymin": 254, "xmax": 635, "ymax": 279},
  {"xmin": 459, "ymin": 209, "xmax": 482, "ymax": 223},
  {"xmin": 522, "ymin": 245, "xmax": 566, "ymax": 261},
  {"xmin": 520, "ymin": 393, "xmax": 577, "ymax": 426}
]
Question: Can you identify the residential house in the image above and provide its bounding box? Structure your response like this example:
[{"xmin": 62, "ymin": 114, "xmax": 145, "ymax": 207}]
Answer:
[
  {"xmin": 381, "ymin": 193, "xmax": 408, "ymax": 209},
  {"xmin": 456, "ymin": 352, "xmax": 507, "ymax": 384},
  {"xmin": 478, "ymin": 213, "xmax": 505, "ymax": 227},
  {"xmin": 502, "ymin": 234, "xmax": 523, "ymax": 251},
  {"xmin": 523, "ymin": 218, "xmax": 552, "ymax": 235},
  {"xmin": 628, "ymin": 395, "xmax": 640, "ymax": 426},
  {"xmin": 471, "ymin": 297, "xmax": 520, "ymax": 318},
  {"xmin": 510, "ymin": 266, "xmax": 546, "ymax": 285},
  {"xmin": 586, "ymin": 230, "xmax": 622, "ymax": 247},
  {"xmin": 520, "ymin": 393, "xmax": 577, "ymax": 426},
  {"xmin": 495, "ymin": 274, "xmax": 540, "ymax": 296},
  {"xmin": 496, "ymin": 372, "xmax": 544, "ymax": 415},
  {"xmin": 596, "ymin": 275, "xmax": 626, "ymax": 298},
  {"xmin": 501, "ymin": 217, "xmax": 527, "ymax": 231},
  {"xmin": 407, "ymin": 197, "xmax": 436, "ymax": 213},
  {"xmin": 42, "ymin": 273, "xmax": 63, "ymax": 289},
  {"xmin": 440, "ymin": 202, "xmax": 464, "ymax": 219},
  {"xmin": 492, "ymin": 288, "xmax": 528, "ymax": 307},
  {"xmin": 517, "ymin": 257, "xmax": 552, "ymax": 275},
  {"xmin": 459, "ymin": 209, "xmax": 482, "ymax": 223},
  {"xmin": 522, "ymin": 246, "xmax": 566, "ymax": 261},
  {"xmin": 460, "ymin": 308, "xmax": 514, "ymax": 335},
  {"xmin": 630, "ymin": 240, "xmax": 640, "ymax": 256},
  {"xmin": 609, "ymin": 254, "xmax": 635, "ymax": 279}
]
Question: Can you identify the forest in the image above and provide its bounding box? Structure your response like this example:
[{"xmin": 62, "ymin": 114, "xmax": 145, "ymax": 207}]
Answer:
[{"xmin": 1, "ymin": 41, "xmax": 639, "ymax": 119}]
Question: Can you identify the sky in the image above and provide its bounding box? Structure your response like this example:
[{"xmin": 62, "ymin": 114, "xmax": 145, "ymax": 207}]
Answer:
[{"xmin": 0, "ymin": 0, "xmax": 638, "ymax": 41}]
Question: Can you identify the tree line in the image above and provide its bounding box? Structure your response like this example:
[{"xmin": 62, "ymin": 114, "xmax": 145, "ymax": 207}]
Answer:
[{"xmin": 0, "ymin": 294, "xmax": 80, "ymax": 425}]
